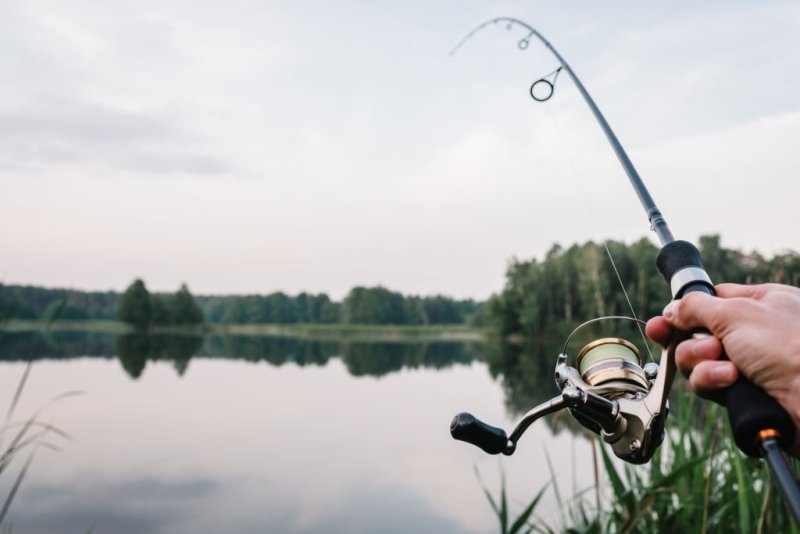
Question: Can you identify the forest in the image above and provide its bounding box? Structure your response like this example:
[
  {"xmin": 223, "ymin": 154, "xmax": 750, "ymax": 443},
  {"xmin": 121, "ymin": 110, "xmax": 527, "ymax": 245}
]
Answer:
[
  {"xmin": 486, "ymin": 234, "xmax": 800, "ymax": 339},
  {"xmin": 0, "ymin": 280, "xmax": 481, "ymax": 327},
  {"xmin": 2, "ymin": 234, "xmax": 797, "ymax": 331}
]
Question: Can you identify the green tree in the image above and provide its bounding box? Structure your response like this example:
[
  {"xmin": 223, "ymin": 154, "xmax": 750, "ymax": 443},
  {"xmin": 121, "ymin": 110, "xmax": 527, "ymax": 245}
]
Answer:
[
  {"xmin": 266, "ymin": 292, "xmax": 297, "ymax": 323},
  {"xmin": 117, "ymin": 279, "xmax": 151, "ymax": 329},
  {"xmin": 221, "ymin": 297, "xmax": 246, "ymax": 324},
  {"xmin": 150, "ymin": 294, "xmax": 172, "ymax": 325},
  {"xmin": 42, "ymin": 300, "xmax": 89, "ymax": 321},
  {"xmin": 342, "ymin": 286, "xmax": 407, "ymax": 325},
  {"xmin": 169, "ymin": 284, "xmax": 204, "ymax": 324},
  {"xmin": 318, "ymin": 296, "xmax": 341, "ymax": 323}
]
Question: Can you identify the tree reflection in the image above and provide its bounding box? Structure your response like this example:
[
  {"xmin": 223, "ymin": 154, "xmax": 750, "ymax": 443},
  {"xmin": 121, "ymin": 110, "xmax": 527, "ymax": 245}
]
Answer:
[
  {"xmin": 115, "ymin": 334, "xmax": 203, "ymax": 378},
  {"xmin": 483, "ymin": 339, "xmax": 563, "ymax": 414},
  {"xmin": 342, "ymin": 342, "xmax": 478, "ymax": 377},
  {"xmin": 342, "ymin": 343, "xmax": 417, "ymax": 377},
  {"xmin": 115, "ymin": 334, "xmax": 149, "ymax": 378},
  {"xmin": 484, "ymin": 321, "xmax": 658, "ymax": 415},
  {"xmin": 205, "ymin": 335, "xmax": 338, "ymax": 367},
  {"xmin": 0, "ymin": 331, "xmax": 116, "ymax": 361},
  {"xmin": 1, "ymin": 332, "xmax": 480, "ymax": 380}
]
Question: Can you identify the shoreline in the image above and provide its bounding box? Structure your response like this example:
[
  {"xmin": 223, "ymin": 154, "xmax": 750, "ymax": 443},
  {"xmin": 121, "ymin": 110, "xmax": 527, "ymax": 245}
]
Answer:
[{"xmin": 0, "ymin": 319, "xmax": 489, "ymax": 343}]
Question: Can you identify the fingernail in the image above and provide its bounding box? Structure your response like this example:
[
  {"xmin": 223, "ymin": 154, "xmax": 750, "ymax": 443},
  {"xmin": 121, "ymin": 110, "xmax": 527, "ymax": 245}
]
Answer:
[
  {"xmin": 662, "ymin": 301, "xmax": 676, "ymax": 320},
  {"xmin": 710, "ymin": 363, "xmax": 736, "ymax": 386}
]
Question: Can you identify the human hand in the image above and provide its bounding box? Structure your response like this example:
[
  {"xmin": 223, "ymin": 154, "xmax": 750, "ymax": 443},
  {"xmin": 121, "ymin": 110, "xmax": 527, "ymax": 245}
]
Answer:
[{"xmin": 646, "ymin": 283, "xmax": 800, "ymax": 455}]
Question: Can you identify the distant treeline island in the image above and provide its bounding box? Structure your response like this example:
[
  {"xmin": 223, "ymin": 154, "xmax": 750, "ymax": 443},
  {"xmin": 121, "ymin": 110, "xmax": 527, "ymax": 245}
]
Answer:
[
  {"xmin": 0, "ymin": 280, "xmax": 482, "ymax": 329},
  {"xmin": 1, "ymin": 235, "xmax": 797, "ymax": 334}
]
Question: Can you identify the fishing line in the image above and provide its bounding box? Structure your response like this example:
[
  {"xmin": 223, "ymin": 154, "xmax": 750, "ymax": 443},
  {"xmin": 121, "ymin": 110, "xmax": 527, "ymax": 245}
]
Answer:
[
  {"xmin": 453, "ymin": 16, "xmax": 651, "ymax": 353},
  {"xmin": 541, "ymin": 96, "xmax": 654, "ymax": 362},
  {"xmin": 451, "ymin": 22, "xmax": 800, "ymax": 517}
]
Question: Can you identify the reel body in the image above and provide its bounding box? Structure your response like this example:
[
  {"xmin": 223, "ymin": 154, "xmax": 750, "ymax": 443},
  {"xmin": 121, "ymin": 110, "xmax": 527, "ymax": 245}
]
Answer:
[{"xmin": 451, "ymin": 317, "xmax": 680, "ymax": 464}]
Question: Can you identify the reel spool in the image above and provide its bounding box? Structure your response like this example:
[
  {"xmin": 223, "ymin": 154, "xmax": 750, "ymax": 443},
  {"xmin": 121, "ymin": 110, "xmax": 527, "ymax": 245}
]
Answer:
[
  {"xmin": 452, "ymin": 315, "xmax": 676, "ymax": 464},
  {"xmin": 576, "ymin": 337, "xmax": 649, "ymax": 394}
]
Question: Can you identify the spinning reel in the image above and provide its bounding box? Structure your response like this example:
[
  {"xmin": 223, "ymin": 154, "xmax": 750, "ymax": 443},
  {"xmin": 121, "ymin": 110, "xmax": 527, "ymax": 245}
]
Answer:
[{"xmin": 451, "ymin": 317, "xmax": 680, "ymax": 464}]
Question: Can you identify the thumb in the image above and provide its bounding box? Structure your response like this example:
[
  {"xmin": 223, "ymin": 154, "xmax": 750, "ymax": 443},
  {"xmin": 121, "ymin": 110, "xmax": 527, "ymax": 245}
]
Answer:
[{"xmin": 662, "ymin": 291, "xmax": 729, "ymax": 333}]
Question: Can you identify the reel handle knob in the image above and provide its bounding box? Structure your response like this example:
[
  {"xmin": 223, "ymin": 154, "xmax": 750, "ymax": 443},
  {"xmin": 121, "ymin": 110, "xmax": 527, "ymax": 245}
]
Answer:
[
  {"xmin": 450, "ymin": 412, "xmax": 509, "ymax": 455},
  {"xmin": 657, "ymin": 240, "xmax": 796, "ymax": 457}
]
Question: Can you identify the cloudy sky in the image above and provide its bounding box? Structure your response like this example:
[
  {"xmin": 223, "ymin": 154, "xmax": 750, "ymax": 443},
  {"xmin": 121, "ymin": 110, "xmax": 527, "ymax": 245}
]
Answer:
[{"xmin": 2, "ymin": 1, "xmax": 799, "ymax": 299}]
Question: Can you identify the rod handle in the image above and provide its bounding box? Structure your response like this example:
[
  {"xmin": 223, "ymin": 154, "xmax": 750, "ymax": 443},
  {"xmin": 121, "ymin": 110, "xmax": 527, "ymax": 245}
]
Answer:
[
  {"xmin": 450, "ymin": 412, "xmax": 509, "ymax": 455},
  {"xmin": 657, "ymin": 241, "xmax": 795, "ymax": 457}
]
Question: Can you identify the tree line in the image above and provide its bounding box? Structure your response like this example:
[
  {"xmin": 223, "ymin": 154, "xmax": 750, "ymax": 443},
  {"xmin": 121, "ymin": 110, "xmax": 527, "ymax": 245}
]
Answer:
[
  {"xmin": 486, "ymin": 234, "xmax": 800, "ymax": 338},
  {"xmin": 0, "ymin": 285, "xmax": 117, "ymax": 321},
  {"xmin": 197, "ymin": 286, "xmax": 479, "ymax": 326},
  {"xmin": 4, "ymin": 234, "xmax": 795, "ymax": 331},
  {"xmin": 0, "ymin": 330, "xmax": 478, "ymax": 381},
  {"xmin": 0, "ymin": 281, "xmax": 480, "ymax": 326}
]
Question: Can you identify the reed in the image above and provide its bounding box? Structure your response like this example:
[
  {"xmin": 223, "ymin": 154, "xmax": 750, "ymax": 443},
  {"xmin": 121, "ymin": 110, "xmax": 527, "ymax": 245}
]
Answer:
[
  {"xmin": 0, "ymin": 362, "xmax": 79, "ymax": 528},
  {"xmin": 482, "ymin": 389, "xmax": 799, "ymax": 533}
]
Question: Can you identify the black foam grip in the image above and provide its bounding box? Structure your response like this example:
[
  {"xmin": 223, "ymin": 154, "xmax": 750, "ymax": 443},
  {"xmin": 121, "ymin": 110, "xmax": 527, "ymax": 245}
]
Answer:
[
  {"xmin": 656, "ymin": 240, "xmax": 705, "ymax": 288},
  {"xmin": 724, "ymin": 373, "xmax": 795, "ymax": 457},
  {"xmin": 450, "ymin": 413, "xmax": 508, "ymax": 455},
  {"xmin": 657, "ymin": 242, "xmax": 796, "ymax": 457}
]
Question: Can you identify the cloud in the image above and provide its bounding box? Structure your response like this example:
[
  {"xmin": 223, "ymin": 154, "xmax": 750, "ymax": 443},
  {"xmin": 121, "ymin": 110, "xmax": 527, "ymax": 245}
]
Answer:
[
  {"xmin": 11, "ymin": 471, "xmax": 470, "ymax": 534},
  {"xmin": 12, "ymin": 474, "xmax": 217, "ymax": 534},
  {"xmin": 0, "ymin": 98, "xmax": 229, "ymax": 175}
]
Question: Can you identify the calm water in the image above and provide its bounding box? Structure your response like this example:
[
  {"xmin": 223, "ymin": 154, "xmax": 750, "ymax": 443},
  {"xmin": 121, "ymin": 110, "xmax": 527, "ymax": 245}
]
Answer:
[{"xmin": 0, "ymin": 332, "xmax": 596, "ymax": 533}]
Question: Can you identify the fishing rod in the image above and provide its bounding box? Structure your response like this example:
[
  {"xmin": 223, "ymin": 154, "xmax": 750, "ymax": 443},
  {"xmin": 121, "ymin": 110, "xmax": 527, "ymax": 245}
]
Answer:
[{"xmin": 448, "ymin": 17, "xmax": 800, "ymax": 520}]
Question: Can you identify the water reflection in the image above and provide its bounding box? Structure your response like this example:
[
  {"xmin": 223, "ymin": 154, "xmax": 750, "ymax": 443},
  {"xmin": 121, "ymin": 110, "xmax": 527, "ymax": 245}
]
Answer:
[
  {"xmin": 208, "ymin": 335, "xmax": 338, "ymax": 367},
  {"xmin": 483, "ymin": 321, "xmax": 660, "ymax": 416},
  {"xmin": 15, "ymin": 475, "xmax": 218, "ymax": 534},
  {"xmin": 0, "ymin": 322, "xmax": 655, "ymax": 410},
  {"xmin": 484, "ymin": 339, "xmax": 564, "ymax": 414},
  {"xmin": 0, "ymin": 331, "xmax": 482, "ymax": 381},
  {"xmin": 0, "ymin": 331, "xmax": 116, "ymax": 361},
  {"xmin": 115, "ymin": 334, "xmax": 203, "ymax": 378},
  {"xmin": 0, "ymin": 331, "xmax": 603, "ymax": 532}
]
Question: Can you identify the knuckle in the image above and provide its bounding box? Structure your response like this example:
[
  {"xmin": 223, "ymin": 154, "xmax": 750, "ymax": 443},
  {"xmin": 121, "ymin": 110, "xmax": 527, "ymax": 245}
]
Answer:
[{"xmin": 680, "ymin": 291, "xmax": 705, "ymax": 309}]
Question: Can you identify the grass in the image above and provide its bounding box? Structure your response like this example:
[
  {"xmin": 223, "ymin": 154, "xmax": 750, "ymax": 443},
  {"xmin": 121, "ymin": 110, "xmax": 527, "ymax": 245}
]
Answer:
[
  {"xmin": 0, "ymin": 319, "xmax": 488, "ymax": 342},
  {"xmin": 1, "ymin": 296, "xmax": 80, "ymax": 529},
  {"xmin": 0, "ymin": 319, "xmax": 133, "ymax": 335},
  {"xmin": 480, "ymin": 388, "xmax": 800, "ymax": 533},
  {"xmin": 215, "ymin": 322, "xmax": 486, "ymax": 342},
  {"xmin": 0, "ymin": 363, "xmax": 80, "ymax": 528},
  {"xmin": 476, "ymin": 464, "xmax": 550, "ymax": 534}
]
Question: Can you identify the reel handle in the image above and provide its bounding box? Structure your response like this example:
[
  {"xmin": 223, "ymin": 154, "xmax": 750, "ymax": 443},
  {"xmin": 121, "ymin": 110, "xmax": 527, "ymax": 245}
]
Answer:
[
  {"xmin": 450, "ymin": 412, "xmax": 509, "ymax": 455},
  {"xmin": 658, "ymin": 241, "xmax": 795, "ymax": 457}
]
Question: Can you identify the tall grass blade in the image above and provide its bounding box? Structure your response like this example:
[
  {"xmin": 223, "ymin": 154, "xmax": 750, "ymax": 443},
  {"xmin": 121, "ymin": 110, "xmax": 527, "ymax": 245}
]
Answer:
[
  {"xmin": 598, "ymin": 443, "xmax": 630, "ymax": 509},
  {"xmin": 4, "ymin": 362, "xmax": 32, "ymax": 429},
  {"xmin": 500, "ymin": 468, "xmax": 509, "ymax": 533},
  {"xmin": 0, "ymin": 451, "xmax": 35, "ymax": 525},
  {"xmin": 732, "ymin": 449, "xmax": 751, "ymax": 531},
  {"xmin": 0, "ymin": 365, "xmax": 78, "ymax": 527},
  {"xmin": 756, "ymin": 482, "xmax": 772, "ymax": 534},
  {"xmin": 509, "ymin": 483, "xmax": 549, "ymax": 534},
  {"xmin": 45, "ymin": 294, "xmax": 70, "ymax": 328},
  {"xmin": 544, "ymin": 449, "xmax": 567, "ymax": 528}
]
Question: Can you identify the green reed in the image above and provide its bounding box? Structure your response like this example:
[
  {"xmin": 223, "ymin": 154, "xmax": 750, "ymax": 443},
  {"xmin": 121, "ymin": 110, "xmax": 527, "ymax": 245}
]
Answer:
[
  {"xmin": 481, "ymin": 388, "xmax": 799, "ymax": 533},
  {"xmin": 0, "ymin": 362, "xmax": 79, "ymax": 528}
]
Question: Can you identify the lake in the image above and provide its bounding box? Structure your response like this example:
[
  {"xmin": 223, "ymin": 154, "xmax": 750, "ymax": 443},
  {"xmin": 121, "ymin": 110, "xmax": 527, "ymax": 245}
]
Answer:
[{"xmin": 0, "ymin": 331, "xmax": 597, "ymax": 533}]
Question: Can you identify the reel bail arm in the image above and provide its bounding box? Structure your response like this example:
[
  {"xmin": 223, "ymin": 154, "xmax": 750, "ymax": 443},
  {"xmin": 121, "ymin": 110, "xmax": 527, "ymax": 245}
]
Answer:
[
  {"xmin": 451, "ymin": 319, "xmax": 678, "ymax": 464},
  {"xmin": 450, "ymin": 386, "xmax": 620, "ymax": 456}
]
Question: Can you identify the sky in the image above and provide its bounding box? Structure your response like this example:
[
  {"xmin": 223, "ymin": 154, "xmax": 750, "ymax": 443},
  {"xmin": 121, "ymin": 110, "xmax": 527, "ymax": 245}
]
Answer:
[{"xmin": 2, "ymin": 0, "xmax": 799, "ymax": 300}]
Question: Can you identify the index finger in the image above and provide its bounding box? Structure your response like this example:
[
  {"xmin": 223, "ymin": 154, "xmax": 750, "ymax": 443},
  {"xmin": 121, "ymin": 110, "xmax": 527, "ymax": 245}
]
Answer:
[{"xmin": 645, "ymin": 316, "xmax": 672, "ymax": 346}]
